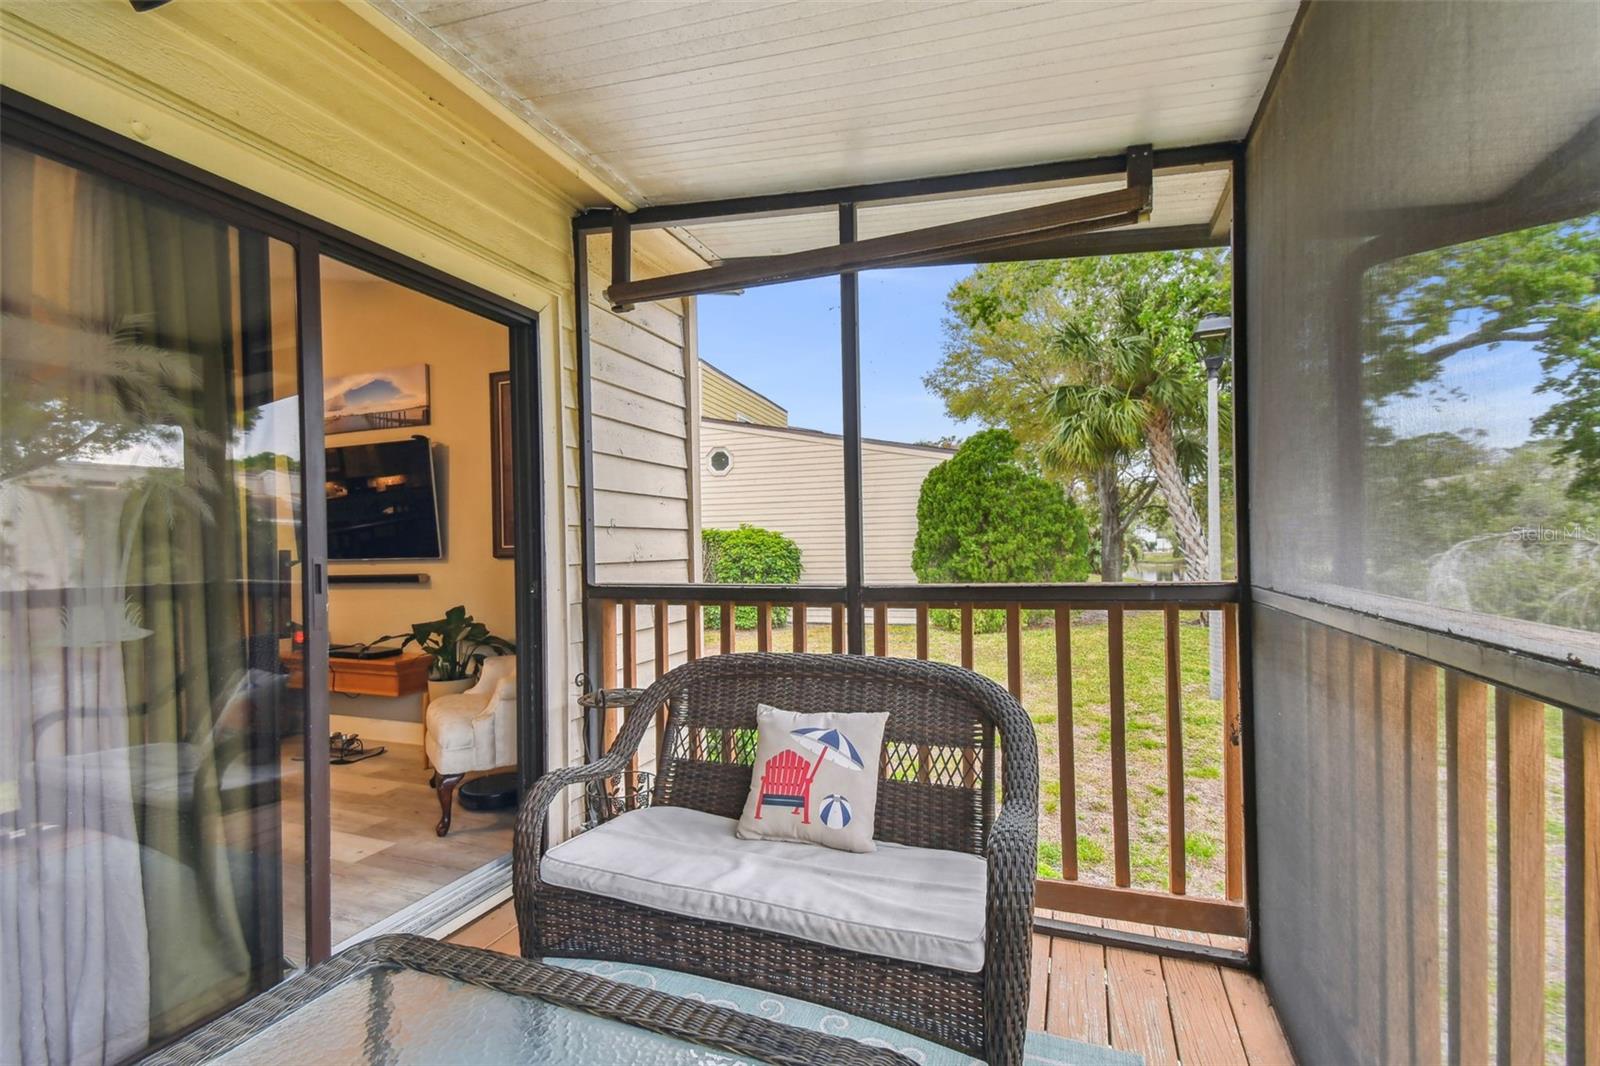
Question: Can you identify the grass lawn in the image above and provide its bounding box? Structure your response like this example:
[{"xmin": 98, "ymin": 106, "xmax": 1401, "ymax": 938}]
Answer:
[{"xmin": 703, "ymin": 609, "xmax": 1232, "ymax": 898}]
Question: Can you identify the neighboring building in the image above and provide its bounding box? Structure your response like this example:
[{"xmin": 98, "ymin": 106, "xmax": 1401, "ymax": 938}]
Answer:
[
  {"xmin": 699, "ymin": 416, "xmax": 954, "ymax": 588},
  {"xmin": 698, "ymin": 359, "xmax": 788, "ymax": 427}
]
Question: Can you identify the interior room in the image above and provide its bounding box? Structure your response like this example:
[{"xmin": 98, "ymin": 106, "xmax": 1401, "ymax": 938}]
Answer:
[{"xmin": 280, "ymin": 257, "xmax": 519, "ymax": 955}]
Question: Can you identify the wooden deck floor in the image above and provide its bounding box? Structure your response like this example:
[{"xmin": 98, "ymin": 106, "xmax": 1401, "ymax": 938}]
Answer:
[{"xmin": 447, "ymin": 904, "xmax": 1295, "ymax": 1065}]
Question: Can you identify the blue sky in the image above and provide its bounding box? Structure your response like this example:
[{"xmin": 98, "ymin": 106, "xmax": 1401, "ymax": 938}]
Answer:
[
  {"xmin": 697, "ymin": 264, "xmax": 978, "ymax": 443},
  {"xmin": 700, "ymin": 263, "xmax": 1560, "ymax": 454}
]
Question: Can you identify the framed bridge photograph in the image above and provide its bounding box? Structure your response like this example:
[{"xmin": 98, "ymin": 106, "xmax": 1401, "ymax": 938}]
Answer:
[{"xmin": 323, "ymin": 362, "xmax": 431, "ymax": 435}]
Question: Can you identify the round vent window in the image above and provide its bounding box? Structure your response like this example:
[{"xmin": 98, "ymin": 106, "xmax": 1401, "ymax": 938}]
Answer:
[{"xmin": 708, "ymin": 447, "xmax": 733, "ymax": 475}]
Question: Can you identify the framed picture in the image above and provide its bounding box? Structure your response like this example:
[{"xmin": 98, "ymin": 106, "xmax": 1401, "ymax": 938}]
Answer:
[
  {"xmin": 490, "ymin": 371, "xmax": 514, "ymax": 558},
  {"xmin": 324, "ymin": 363, "xmax": 430, "ymax": 435}
]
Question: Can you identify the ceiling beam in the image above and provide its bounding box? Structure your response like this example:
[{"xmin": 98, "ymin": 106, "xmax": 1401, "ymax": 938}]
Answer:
[
  {"xmin": 578, "ymin": 141, "xmax": 1235, "ymax": 232},
  {"xmin": 904, "ymin": 223, "xmax": 1223, "ymax": 269},
  {"xmin": 605, "ymin": 163, "xmax": 1150, "ymax": 307}
]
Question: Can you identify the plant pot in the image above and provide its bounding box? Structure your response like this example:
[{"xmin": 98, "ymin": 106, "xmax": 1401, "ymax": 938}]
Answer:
[{"xmin": 428, "ymin": 677, "xmax": 474, "ymax": 701}]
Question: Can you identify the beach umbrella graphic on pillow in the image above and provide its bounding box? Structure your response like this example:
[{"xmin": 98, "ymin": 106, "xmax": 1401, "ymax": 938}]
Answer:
[
  {"xmin": 819, "ymin": 794, "xmax": 853, "ymax": 829},
  {"xmin": 790, "ymin": 726, "xmax": 867, "ymax": 784}
]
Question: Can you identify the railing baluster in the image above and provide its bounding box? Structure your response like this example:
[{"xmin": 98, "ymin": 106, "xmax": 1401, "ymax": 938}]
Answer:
[
  {"xmin": 1223, "ymin": 603, "xmax": 1244, "ymax": 901},
  {"xmin": 1006, "ymin": 604, "xmax": 1022, "ymax": 700},
  {"xmin": 831, "ymin": 605, "xmax": 844, "ymax": 653},
  {"xmin": 757, "ymin": 602, "xmax": 772, "ymax": 652},
  {"xmin": 1566, "ymin": 709, "xmax": 1598, "ymax": 1066},
  {"xmin": 961, "ymin": 605, "xmax": 976, "ymax": 787},
  {"xmin": 622, "ymin": 601, "xmax": 638, "ymax": 800},
  {"xmin": 600, "ymin": 599, "xmax": 619, "ymax": 755},
  {"xmin": 1445, "ymin": 673, "xmax": 1489, "ymax": 1066},
  {"xmin": 1378, "ymin": 649, "xmax": 1409, "ymax": 1061},
  {"xmin": 1406, "ymin": 659, "xmax": 1441, "ymax": 1066},
  {"xmin": 1056, "ymin": 606, "xmax": 1076, "ymax": 881},
  {"xmin": 1164, "ymin": 605, "xmax": 1185, "ymax": 897},
  {"xmin": 720, "ymin": 601, "xmax": 734, "ymax": 655},
  {"xmin": 621, "ymin": 600, "xmax": 638, "ymax": 688},
  {"xmin": 653, "ymin": 601, "xmax": 670, "ymax": 759},
  {"xmin": 792, "ymin": 604, "xmax": 807, "ymax": 652},
  {"xmin": 686, "ymin": 602, "xmax": 703, "ymax": 760},
  {"xmin": 1495, "ymin": 689, "xmax": 1546, "ymax": 1065},
  {"xmin": 873, "ymin": 602, "xmax": 888, "ymax": 656},
  {"xmin": 1109, "ymin": 605, "xmax": 1130, "ymax": 888},
  {"xmin": 915, "ymin": 604, "xmax": 930, "ymax": 782}
]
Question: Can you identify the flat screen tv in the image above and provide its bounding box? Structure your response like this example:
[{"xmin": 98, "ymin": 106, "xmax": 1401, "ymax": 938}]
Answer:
[{"xmin": 325, "ymin": 436, "xmax": 442, "ymax": 561}]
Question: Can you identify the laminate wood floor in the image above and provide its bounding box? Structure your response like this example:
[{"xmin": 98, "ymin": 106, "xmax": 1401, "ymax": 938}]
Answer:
[
  {"xmin": 447, "ymin": 903, "xmax": 1296, "ymax": 1065},
  {"xmin": 280, "ymin": 738, "xmax": 514, "ymax": 959}
]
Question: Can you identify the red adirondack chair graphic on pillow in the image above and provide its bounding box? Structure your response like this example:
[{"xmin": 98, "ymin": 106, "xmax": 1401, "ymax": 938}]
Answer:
[{"xmin": 755, "ymin": 725, "xmax": 867, "ymax": 823}]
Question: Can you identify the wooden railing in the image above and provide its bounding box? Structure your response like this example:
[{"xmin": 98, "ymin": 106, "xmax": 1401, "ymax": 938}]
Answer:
[
  {"xmin": 1257, "ymin": 607, "xmax": 1596, "ymax": 1065},
  {"xmin": 589, "ymin": 583, "xmax": 1248, "ymax": 943}
]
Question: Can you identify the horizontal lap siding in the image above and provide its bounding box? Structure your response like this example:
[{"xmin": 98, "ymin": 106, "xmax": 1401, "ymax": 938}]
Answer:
[
  {"xmin": 589, "ymin": 273, "xmax": 693, "ymax": 580},
  {"xmin": 700, "ymin": 422, "xmax": 949, "ymax": 585}
]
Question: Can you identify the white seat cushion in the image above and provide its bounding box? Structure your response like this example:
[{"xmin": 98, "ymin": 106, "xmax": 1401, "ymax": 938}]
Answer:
[{"xmin": 540, "ymin": 806, "xmax": 987, "ymax": 972}]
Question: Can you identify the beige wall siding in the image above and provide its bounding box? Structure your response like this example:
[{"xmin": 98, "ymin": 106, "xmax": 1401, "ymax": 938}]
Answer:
[
  {"xmin": 699, "ymin": 421, "xmax": 951, "ymax": 585},
  {"xmin": 699, "ymin": 361, "xmax": 787, "ymax": 427}
]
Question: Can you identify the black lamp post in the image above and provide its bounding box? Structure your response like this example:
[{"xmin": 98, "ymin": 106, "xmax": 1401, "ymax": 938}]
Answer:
[{"xmin": 1191, "ymin": 315, "xmax": 1232, "ymax": 696}]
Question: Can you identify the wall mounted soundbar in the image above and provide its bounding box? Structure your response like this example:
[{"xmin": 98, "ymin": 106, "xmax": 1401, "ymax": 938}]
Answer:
[{"xmin": 328, "ymin": 573, "xmax": 431, "ymax": 586}]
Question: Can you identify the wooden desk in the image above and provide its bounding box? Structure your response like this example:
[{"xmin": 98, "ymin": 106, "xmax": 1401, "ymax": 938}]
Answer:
[{"xmin": 282, "ymin": 650, "xmax": 432, "ymax": 698}]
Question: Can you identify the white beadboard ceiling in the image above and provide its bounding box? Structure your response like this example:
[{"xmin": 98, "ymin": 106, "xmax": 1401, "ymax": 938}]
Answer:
[{"xmin": 380, "ymin": 0, "xmax": 1296, "ymax": 258}]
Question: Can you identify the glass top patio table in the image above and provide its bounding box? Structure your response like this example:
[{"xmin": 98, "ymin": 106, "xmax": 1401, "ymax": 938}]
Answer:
[{"xmin": 142, "ymin": 935, "xmax": 909, "ymax": 1066}]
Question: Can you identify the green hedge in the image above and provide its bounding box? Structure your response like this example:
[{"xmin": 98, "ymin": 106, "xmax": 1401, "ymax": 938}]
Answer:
[
  {"xmin": 913, "ymin": 429, "xmax": 1091, "ymax": 632},
  {"xmin": 701, "ymin": 524, "xmax": 802, "ymax": 629}
]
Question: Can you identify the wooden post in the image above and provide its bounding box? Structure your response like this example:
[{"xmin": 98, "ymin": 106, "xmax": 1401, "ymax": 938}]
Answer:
[
  {"xmin": 757, "ymin": 602, "xmax": 772, "ymax": 652},
  {"xmin": 831, "ymin": 605, "xmax": 845, "ymax": 654},
  {"xmin": 915, "ymin": 604, "xmax": 931, "ymax": 782},
  {"xmin": 1056, "ymin": 607, "xmax": 1077, "ymax": 881},
  {"xmin": 1006, "ymin": 604, "xmax": 1023, "ymax": 700},
  {"xmin": 1445, "ymin": 673, "xmax": 1489, "ymax": 1066},
  {"xmin": 1223, "ymin": 603, "xmax": 1244, "ymax": 901},
  {"xmin": 653, "ymin": 601, "xmax": 670, "ymax": 755},
  {"xmin": 600, "ymin": 600, "xmax": 619, "ymax": 753},
  {"xmin": 1164, "ymin": 605, "xmax": 1185, "ymax": 896},
  {"xmin": 1406, "ymin": 660, "xmax": 1441, "ymax": 1066},
  {"xmin": 720, "ymin": 602, "xmax": 735, "ymax": 655},
  {"xmin": 1567, "ymin": 711, "xmax": 1599, "ymax": 1066},
  {"xmin": 792, "ymin": 605, "xmax": 807, "ymax": 652},
  {"xmin": 621, "ymin": 601, "xmax": 638, "ymax": 799},
  {"xmin": 1109, "ymin": 606, "xmax": 1130, "ymax": 888},
  {"xmin": 873, "ymin": 602, "xmax": 888, "ymax": 656},
  {"xmin": 1495, "ymin": 690, "xmax": 1546, "ymax": 1066}
]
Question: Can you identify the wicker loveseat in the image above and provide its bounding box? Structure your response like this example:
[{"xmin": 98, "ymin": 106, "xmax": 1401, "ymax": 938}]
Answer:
[{"xmin": 514, "ymin": 653, "xmax": 1038, "ymax": 1065}]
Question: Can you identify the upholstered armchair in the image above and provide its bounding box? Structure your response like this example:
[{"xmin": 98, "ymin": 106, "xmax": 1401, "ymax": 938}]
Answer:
[{"xmin": 425, "ymin": 655, "xmax": 516, "ymax": 836}]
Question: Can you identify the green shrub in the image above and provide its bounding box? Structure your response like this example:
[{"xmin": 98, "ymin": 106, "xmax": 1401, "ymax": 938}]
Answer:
[
  {"xmin": 912, "ymin": 429, "xmax": 1091, "ymax": 631},
  {"xmin": 701, "ymin": 524, "xmax": 802, "ymax": 629}
]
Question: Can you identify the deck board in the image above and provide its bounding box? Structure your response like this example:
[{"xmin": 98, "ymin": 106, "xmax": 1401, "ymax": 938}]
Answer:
[{"xmin": 448, "ymin": 903, "xmax": 1294, "ymax": 1064}]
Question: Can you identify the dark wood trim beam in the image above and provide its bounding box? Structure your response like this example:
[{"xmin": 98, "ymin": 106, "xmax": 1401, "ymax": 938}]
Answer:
[
  {"xmin": 585, "ymin": 581, "xmax": 1238, "ymax": 608},
  {"xmin": 1035, "ymin": 878, "xmax": 1250, "ymax": 937},
  {"xmin": 1033, "ymin": 916, "xmax": 1251, "ymax": 970},
  {"xmin": 606, "ymin": 182, "xmax": 1146, "ymax": 307},
  {"xmin": 905, "ymin": 223, "xmax": 1222, "ymax": 268},
  {"xmin": 575, "ymin": 140, "xmax": 1236, "ymax": 231},
  {"xmin": 609, "ymin": 208, "xmax": 632, "ymax": 312}
]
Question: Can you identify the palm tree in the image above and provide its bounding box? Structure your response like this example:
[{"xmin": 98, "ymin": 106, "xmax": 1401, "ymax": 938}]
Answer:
[{"xmin": 1040, "ymin": 268, "xmax": 1217, "ymax": 583}]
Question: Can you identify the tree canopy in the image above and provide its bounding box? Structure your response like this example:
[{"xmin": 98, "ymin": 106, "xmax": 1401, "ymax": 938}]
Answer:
[
  {"xmin": 912, "ymin": 428, "xmax": 1091, "ymax": 593},
  {"xmin": 928, "ymin": 251, "xmax": 1230, "ymax": 580}
]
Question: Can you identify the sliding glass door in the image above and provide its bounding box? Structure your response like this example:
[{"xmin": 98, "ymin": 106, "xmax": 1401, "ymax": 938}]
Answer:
[{"xmin": 0, "ymin": 142, "xmax": 317, "ymax": 1057}]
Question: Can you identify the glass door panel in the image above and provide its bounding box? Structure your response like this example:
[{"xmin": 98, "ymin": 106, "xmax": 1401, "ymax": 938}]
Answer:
[{"xmin": 0, "ymin": 143, "xmax": 312, "ymax": 1059}]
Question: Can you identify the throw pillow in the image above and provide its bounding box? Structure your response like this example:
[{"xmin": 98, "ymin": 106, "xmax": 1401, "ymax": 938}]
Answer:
[{"xmin": 736, "ymin": 704, "xmax": 889, "ymax": 853}]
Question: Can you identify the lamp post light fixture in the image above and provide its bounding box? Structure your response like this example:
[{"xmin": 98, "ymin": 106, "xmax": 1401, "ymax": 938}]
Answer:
[{"xmin": 1192, "ymin": 315, "xmax": 1231, "ymax": 698}]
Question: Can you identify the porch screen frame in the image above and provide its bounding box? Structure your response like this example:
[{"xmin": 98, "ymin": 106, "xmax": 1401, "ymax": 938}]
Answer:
[{"xmin": 571, "ymin": 144, "xmax": 1261, "ymax": 967}]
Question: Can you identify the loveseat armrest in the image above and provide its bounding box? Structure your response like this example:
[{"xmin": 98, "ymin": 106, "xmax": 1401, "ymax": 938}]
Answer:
[
  {"xmin": 982, "ymin": 796, "xmax": 1037, "ymax": 1066},
  {"xmin": 513, "ymin": 678, "xmax": 674, "ymax": 957}
]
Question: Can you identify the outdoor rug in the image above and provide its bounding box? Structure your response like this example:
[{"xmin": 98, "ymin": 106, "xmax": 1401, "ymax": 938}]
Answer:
[{"xmin": 551, "ymin": 958, "xmax": 1141, "ymax": 1066}]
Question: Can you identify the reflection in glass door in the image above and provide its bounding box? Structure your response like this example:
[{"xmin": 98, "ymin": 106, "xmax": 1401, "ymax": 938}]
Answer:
[{"xmin": 0, "ymin": 143, "xmax": 315, "ymax": 1059}]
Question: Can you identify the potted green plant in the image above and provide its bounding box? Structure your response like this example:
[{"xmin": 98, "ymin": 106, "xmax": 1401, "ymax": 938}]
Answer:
[{"xmin": 402, "ymin": 605, "xmax": 515, "ymax": 700}]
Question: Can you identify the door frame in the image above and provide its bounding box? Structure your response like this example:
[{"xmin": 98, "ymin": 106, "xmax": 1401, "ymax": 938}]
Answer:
[{"xmin": 1, "ymin": 89, "xmax": 549, "ymax": 967}]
